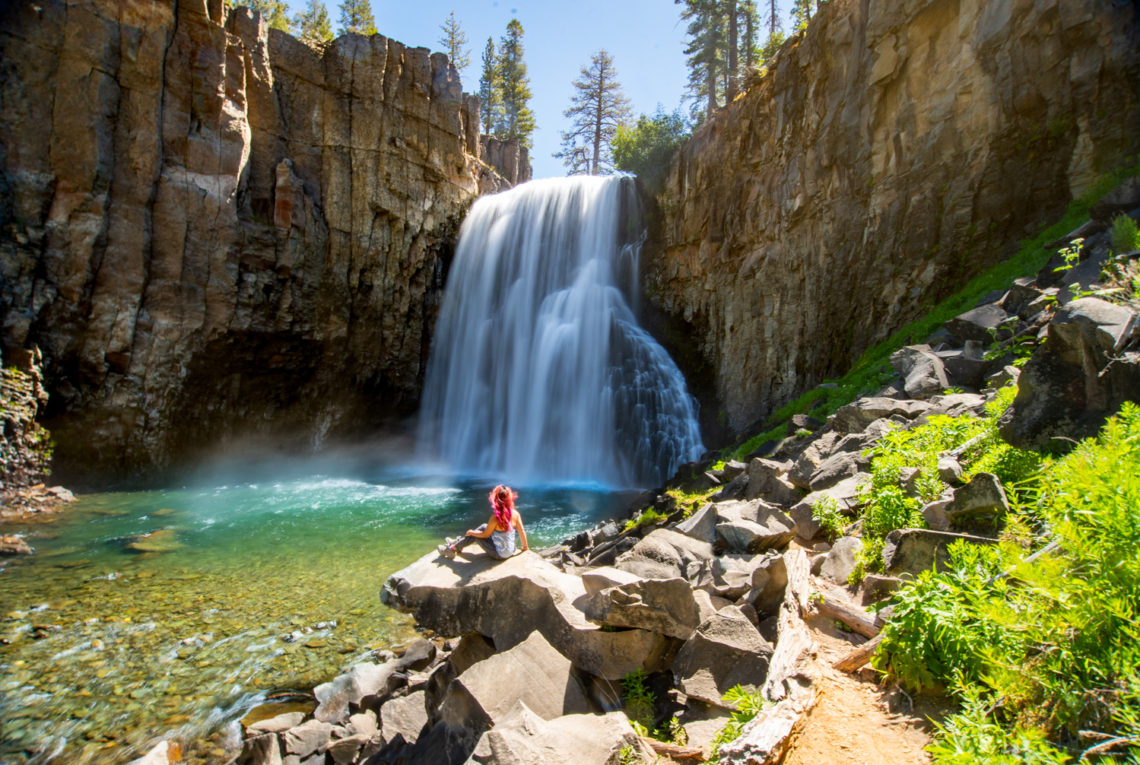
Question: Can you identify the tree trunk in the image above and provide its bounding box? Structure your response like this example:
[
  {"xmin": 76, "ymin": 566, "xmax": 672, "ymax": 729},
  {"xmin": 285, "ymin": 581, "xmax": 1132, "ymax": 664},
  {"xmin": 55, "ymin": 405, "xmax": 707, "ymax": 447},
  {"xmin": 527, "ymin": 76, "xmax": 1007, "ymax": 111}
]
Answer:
[{"xmin": 726, "ymin": 0, "xmax": 738, "ymax": 102}]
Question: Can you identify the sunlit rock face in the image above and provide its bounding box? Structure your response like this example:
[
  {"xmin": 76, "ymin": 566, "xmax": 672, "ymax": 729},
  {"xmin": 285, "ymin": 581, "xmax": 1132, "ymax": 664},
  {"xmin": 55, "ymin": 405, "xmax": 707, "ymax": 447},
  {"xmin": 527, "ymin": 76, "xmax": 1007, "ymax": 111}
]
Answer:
[
  {"xmin": 0, "ymin": 0, "xmax": 510, "ymax": 480},
  {"xmin": 649, "ymin": 0, "xmax": 1140, "ymax": 434}
]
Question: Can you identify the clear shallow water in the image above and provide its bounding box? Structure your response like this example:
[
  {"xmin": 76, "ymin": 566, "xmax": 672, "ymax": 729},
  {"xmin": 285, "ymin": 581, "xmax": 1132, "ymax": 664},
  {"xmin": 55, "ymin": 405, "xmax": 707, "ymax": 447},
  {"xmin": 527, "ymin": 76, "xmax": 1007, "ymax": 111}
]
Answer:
[{"xmin": 0, "ymin": 470, "xmax": 635, "ymax": 764}]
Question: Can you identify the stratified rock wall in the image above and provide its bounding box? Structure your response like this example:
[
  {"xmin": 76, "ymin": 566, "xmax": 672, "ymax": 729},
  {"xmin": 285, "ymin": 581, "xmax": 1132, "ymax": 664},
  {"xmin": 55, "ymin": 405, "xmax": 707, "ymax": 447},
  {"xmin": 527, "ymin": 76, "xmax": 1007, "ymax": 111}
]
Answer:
[
  {"xmin": 650, "ymin": 0, "xmax": 1140, "ymax": 433},
  {"xmin": 0, "ymin": 0, "xmax": 502, "ymax": 479}
]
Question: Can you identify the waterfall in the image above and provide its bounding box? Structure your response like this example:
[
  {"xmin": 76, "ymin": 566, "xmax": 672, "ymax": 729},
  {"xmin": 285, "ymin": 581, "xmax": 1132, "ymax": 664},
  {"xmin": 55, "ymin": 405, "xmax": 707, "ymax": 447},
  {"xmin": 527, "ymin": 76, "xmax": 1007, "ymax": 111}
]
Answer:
[{"xmin": 417, "ymin": 176, "xmax": 703, "ymax": 488}]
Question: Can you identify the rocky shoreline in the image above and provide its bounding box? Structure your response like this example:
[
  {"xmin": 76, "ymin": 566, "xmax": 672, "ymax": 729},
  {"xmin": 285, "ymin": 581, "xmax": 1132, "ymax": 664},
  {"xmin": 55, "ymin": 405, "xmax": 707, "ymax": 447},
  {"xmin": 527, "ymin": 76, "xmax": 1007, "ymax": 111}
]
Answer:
[{"xmin": 171, "ymin": 184, "xmax": 1138, "ymax": 765}]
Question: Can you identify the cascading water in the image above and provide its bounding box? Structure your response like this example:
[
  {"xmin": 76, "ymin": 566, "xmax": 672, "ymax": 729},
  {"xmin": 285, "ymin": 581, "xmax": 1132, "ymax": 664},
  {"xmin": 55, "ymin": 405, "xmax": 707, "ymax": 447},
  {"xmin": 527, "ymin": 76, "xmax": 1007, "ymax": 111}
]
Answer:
[{"xmin": 417, "ymin": 175, "xmax": 703, "ymax": 488}]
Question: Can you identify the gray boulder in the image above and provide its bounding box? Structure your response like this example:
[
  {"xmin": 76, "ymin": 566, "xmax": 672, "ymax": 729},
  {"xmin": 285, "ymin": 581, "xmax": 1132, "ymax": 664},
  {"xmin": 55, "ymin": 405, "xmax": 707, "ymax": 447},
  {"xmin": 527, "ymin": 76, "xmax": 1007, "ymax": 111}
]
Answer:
[
  {"xmin": 890, "ymin": 344, "xmax": 950, "ymax": 399},
  {"xmin": 467, "ymin": 701, "xmax": 650, "ymax": 765},
  {"xmin": 383, "ymin": 551, "xmax": 670, "ymax": 679},
  {"xmin": 938, "ymin": 347, "xmax": 988, "ymax": 389},
  {"xmin": 946, "ymin": 304, "xmax": 1011, "ymax": 344},
  {"xmin": 282, "ymin": 719, "xmax": 334, "ymax": 759},
  {"xmin": 615, "ymin": 527, "xmax": 716, "ymax": 581},
  {"xmin": 882, "ymin": 529, "xmax": 998, "ymax": 578},
  {"xmin": 945, "ymin": 473, "xmax": 1009, "ymax": 528},
  {"xmin": 744, "ymin": 554, "xmax": 788, "ymax": 617},
  {"xmin": 788, "ymin": 432, "xmax": 840, "ymax": 489},
  {"xmin": 436, "ymin": 631, "xmax": 590, "ymax": 758},
  {"xmin": 313, "ymin": 661, "xmax": 396, "ymax": 723},
  {"xmin": 379, "ymin": 690, "xmax": 428, "ymax": 745},
  {"xmin": 674, "ymin": 502, "xmax": 718, "ymax": 545},
  {"xmin": 714, "ymin": 500, "xmax": 796, "ymax": 554},
  {"xmin": 672, "ymin": 606, "xmax": 773, "ymax": 707},
  {"xmin": 833, "ymin": 398, "xmax": 931, "ymax": 433},
  {"xmin": 745, "ymin": 458, "xmax": 801, "ymax": 506},
  {"xmin": 583, "ymin": 576, "xmax": 702, "ymax": 640},
  {"xmin": 788, "ymin": 474, "xmax": 868, "ymax": 541},
  {"xmin": 999, "ymin": 298, "xmax": 1139, "ymax": 451},
  {"xmin": 807, "ymin": 451, "xmax": 860, "ymax": 491},
  {"xmin": 819, "ymin": 536, "xmax": 863, "ymax": 584},
  {"xmin": 937, "ymin": 455, "xmax": 964, "ymax": 485}
]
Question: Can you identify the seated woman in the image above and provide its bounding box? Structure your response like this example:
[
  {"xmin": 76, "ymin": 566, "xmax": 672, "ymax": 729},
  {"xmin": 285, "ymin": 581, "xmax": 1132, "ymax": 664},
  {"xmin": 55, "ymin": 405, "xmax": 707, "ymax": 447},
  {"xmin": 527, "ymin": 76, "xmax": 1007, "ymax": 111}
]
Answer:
[{"xmin": 439, "ymin": 484, "xmax": 529, "ymax": 560}]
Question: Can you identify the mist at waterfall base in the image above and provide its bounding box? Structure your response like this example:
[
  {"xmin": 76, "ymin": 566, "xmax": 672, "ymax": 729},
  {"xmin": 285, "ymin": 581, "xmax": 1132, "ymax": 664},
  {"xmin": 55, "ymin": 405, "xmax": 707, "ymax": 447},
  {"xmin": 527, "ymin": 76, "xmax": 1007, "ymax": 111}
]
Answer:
[{"xmin": 418, "ymin": 175, "xmax": 704, "ymax": 489}]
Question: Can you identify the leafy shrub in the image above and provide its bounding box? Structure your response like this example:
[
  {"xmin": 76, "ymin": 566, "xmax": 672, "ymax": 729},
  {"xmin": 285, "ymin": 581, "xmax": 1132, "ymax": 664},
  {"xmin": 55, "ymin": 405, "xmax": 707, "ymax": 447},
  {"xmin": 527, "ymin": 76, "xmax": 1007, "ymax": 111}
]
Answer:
[
  {"xmin": 1109, "ymin": 213, "xmax": 1140, "ymax": 254},
  {"xmin": 877, "ymin": 403, "xmax": 1140, "ymax": 762},
  {"xmin": 709, "ymin": 685, "xmax": 768, "ymax": 762},
  {"xmin": 811, "ymin": 495, "xmax": 846, "ymax": 542}
]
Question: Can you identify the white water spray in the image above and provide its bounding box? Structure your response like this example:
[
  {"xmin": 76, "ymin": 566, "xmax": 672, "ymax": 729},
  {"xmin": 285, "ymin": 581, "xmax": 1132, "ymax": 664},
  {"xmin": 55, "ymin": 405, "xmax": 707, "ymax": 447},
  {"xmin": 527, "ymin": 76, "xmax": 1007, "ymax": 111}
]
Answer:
[{"xmin": 417, "ymin": 176, "xmax": 703, "ymax": 488}]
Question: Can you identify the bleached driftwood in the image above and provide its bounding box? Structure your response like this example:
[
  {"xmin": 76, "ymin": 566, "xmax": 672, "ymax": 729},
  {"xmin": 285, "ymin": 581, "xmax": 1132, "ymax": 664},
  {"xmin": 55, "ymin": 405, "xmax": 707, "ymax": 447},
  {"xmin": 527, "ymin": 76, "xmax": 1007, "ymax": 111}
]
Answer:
[
  {"xmin": 812, "ymin": 594, "xmax": 883, "ymax": 639},
  {"xmin": 763, "ymin": 549, "xmax": 816, "ymax": 703},
  {"xmin": 833, "ymin": 633, "xmax": 884, "ymax": 673},
  {"xmin": 717, "ymin": 680, "xmax": 815, "ymax": 765}
]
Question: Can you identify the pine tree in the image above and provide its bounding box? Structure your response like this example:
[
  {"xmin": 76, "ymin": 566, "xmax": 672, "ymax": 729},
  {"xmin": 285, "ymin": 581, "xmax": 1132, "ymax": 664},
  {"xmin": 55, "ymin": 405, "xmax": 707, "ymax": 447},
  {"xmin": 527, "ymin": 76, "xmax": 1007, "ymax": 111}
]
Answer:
[
  {"xmin": 790, "ymin": 0, "xmax": 816, "ymax": 31},
  {"xmin": 478, "ymin": 37, "xmax": 501, "ymax": 135},
  {"xmin": 497, "ymin": 19, "xmax": 536, "ymax": 148},
  {"xmin": 738, "ymin": 0, "xmax": 759, "ymax": 70},
  {"xmin": 555, "ymin": 50, "xmax": 631, "ymax": 176},
  {"xmin": 295, "ymin": 0, "xmax": 333, "ymax": 46},
  {"xmin": 243, "ymin": 0, "xmax": 291, "ymax": 32},
  {"xmin": 338, "ymin": 0, "xmax": 376, "ymax": 35},
  {"xmin": 439, "ymin": 11, "xmax": 471, "ymax": 76},
  {"xmin": 677, "ymin": 0, "xmax": 727, "ymax": 121}
]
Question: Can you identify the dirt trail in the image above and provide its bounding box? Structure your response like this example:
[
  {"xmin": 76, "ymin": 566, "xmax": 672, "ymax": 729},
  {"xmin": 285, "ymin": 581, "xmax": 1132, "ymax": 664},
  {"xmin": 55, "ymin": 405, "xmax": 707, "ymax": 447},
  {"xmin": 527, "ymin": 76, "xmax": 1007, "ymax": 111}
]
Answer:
[{"xmin": 779, "ymin": 594, "xmax": 946, "ymax": 765}]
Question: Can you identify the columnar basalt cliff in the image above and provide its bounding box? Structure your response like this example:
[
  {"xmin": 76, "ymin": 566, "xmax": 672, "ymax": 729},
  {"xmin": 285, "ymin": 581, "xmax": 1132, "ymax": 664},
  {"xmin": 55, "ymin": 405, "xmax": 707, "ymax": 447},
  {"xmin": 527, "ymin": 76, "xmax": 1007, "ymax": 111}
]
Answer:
[
  {"xmin": 649, "ymin": 0, "xmax": 1140, "ymax": 434},
  {"xmin": 0, "ymin": 0, "xmax": 515, "ymax": 480}
]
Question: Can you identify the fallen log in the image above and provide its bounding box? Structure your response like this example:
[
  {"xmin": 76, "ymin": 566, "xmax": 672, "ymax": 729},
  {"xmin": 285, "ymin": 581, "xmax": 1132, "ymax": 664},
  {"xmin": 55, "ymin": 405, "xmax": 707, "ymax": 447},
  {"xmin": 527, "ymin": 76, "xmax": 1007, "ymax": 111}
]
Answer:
[
  {"xmin": 812, "ymin": 594, "xmax": 883, "ymax": 639},
  {"xmin": 643, "ymin": 738, "xmax": 705, "ymax": 762},
  {"xmin": 833, "ymin": 633, "xmax": 883, "ymax": 673}
]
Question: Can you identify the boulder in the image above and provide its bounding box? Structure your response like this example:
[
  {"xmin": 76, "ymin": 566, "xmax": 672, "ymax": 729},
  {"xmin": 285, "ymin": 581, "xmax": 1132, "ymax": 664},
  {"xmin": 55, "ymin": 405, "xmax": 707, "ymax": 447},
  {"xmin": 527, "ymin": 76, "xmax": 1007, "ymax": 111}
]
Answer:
[
  {"xmin": 674, "ymin": 502, "xmax": 718, "ymax": 545},
  {"xmin": 937, "ymin": 455, "xmax": 964, "ymax": 485},
  {"xmin": 313, "ymin": 661, "xmax": 396, "ymax": 723},
  {"xmin": 882, "ymin": 529, "xmax": 998, "ymax": 578},
  {"xmin": 819, "ymin": 536, "xmax": 862, "ymax": 584},
  {"xmin": 379, "ymin": 691, "xmax": 428, "ymax": 745},
  {"xmin": 468, "ymin": 701, "xmax": 650, "ymax": 765},
  {"xmin": 1001, "ymin": 278, "xmax": 1044, "ymax": 318},
  {"xmin": 709, "ymin": 472, "xmax": 749, "ymax": 501},
  {"xmin": 921, "ymin": 496, "xmax": 953, "ymax": 531},
  {"xmin": 832, "ymin": 398, "xmax": 930, "ymax": 434},
  {"xmin": 383, "ymin": 551, "xmax": 671, "ymax": 679},
  {"xmin": 708, "ymin": 554, "xmax": 769, "ymax": 600},
  {"xmin": 346, "ymin": 711, "xmax": 379, "ymax": 739},
  {"xmin": 788, "ymin": 474, "xmax": 868, "ymax": 540},
  {"xmin": 282, "ymin": 719, "xmax": 334, "ymax": 759},
  {"xmin": 615, "ymin": 528, "xmax": 715, "ymax": 581},
  {"xmin": 926, "ymin": 393, "xmax": 988, "ymax": 418},
  {"xmin": 945, "ymin": 473, "xmax": 1010, "ymax": 528},
  {"xmin": 583, "ymin": 576, "xmax": 703, "ymax": 640},
  {"xmin": 788, "ymin": 432, "xmax": 841, "ymax": 489},
  {"xmin": 744, "ymin": 554, "xmax": 789, "ymax": 617},
  {"xmin": 448, "ymin": 633, "xmax": 498, "ymax": 676},
  {"xmin": 435, "ymin": 631, "xmax": 591, "ymax": 760},
  {"xmin": 246, "ymin": 711, "xmax": 305, "ymax": 735},
  {"xmin": 241, "ymin": 734, "xmax": 281, "ymax": 765},
  {"xmin": 714, "ymin": 500, "xmax": 796, "ymax": 553},
  {"xmin": 745, "ymin": 458, "xmax": 801, "ymax": 505},
  {"xmin": 999, "ymin": 298, "xmax": 1139, "ymax": 451},
  {"xmin": 807, "ymin": 451, "xmax": 860, "ymax": 491},
  {"xmin": 1089, "ymin": 175, "xmax": 1140, "ymax": 221},
  {"xmin": 672, "ymin": 606, "xmax": 773, "ymax": 707},
  {"xmin": 890, "ymin": 345, "xmax": 950, "ymax": 399},
  {"xmin": 394, "ymin": 638, "xmax": 437, "ymax": 672},
  {"xmin": 945, "ymin": 304, "xmax": 1012, "ymax": 344},
  {"xmin": 938, "ymin": 348, "xmax": 988, "ymax": 389},
  {"xmin": 326, "ymin": 733, "xmax": 373, "ymax": 764}
]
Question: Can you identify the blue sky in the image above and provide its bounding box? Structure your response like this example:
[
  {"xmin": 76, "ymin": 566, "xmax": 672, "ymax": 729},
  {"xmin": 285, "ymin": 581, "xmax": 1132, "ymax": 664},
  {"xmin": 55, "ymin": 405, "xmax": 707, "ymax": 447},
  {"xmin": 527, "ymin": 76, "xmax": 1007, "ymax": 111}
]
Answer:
[{"xmin": 282, "ymin": 1, "xmax": 794, "ymax": 179}]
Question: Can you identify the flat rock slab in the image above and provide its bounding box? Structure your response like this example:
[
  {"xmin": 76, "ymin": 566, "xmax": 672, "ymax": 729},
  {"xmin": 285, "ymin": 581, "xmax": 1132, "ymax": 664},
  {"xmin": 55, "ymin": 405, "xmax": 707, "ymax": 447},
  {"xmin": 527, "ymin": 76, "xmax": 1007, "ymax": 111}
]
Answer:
[
  {"xmin": 672, "ymin": 605, "xmax": 773, "ymax": 707},
  {"xmin": 583, "ymin": 576, "xmax": 702, "ymax": 640},
  {"xmin": 714, "ymin": 500, "xmax": 796, "ymax": 553},
  {"xmin": 833, "ymin": 398, "xmax": 930, "ymax": 433},
  {"xmin": 469, "ymin": 701, "xmax": 650, "ymax": 765},
  {"xmin": 383, "ymin": 550, "xmax": 669, "ymax": 679}
]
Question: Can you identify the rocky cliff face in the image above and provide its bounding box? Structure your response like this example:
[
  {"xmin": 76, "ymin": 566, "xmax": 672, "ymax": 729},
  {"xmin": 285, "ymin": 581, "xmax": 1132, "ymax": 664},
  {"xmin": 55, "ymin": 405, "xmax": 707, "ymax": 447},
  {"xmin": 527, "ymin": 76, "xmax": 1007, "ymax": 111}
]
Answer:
[
  {"xmin": 649, "ymin": 0, "xmax": 1140, "ymax": 435},
  {"xmin": 0, "ymin": 0, "xmax": 511, "ymax": 480}
]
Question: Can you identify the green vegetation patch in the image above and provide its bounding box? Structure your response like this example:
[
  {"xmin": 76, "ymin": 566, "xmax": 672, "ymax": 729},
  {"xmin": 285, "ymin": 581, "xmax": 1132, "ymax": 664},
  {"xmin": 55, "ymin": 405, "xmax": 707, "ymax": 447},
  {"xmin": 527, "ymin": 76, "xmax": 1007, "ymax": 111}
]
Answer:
[{"xmin": 873, "ymin": 403, "xmax": 1140, "ymax": 763}]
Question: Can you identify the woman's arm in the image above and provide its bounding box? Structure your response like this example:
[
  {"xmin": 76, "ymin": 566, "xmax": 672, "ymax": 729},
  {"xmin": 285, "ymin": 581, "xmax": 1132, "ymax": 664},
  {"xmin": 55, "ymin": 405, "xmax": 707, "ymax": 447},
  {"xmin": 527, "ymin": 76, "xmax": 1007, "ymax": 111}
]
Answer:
[
  {"xmin": 515, "ymin": 513, "xmax": 528, "ymax": 551},
  {"xmin": 466, "ymin": 516, "xmax": 498, "ymax": 538}
]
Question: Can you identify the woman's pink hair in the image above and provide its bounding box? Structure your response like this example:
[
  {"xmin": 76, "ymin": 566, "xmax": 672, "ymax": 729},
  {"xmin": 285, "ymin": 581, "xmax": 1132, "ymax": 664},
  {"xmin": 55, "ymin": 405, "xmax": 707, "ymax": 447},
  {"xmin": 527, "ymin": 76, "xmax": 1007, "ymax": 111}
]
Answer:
[{"xmin": 489, "ymin": 485, "xmax": 516, "ymax": 529}]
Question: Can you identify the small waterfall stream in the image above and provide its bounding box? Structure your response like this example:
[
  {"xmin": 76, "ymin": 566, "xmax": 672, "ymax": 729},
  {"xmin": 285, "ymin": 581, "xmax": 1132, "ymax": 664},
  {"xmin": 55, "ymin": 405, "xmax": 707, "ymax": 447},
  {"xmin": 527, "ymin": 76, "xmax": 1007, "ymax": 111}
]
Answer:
[{"xmin": 418, "ymin": 176, "xmax": 703, "ymax": 487}]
